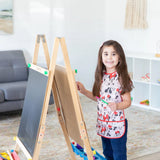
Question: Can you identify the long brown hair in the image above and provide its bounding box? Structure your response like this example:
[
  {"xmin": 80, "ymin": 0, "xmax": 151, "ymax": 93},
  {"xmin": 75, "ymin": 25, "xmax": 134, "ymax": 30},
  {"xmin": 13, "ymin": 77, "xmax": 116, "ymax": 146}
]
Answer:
[{"xmin": 92, "ymin": 40, "xmax": 133, "ymax": 96}]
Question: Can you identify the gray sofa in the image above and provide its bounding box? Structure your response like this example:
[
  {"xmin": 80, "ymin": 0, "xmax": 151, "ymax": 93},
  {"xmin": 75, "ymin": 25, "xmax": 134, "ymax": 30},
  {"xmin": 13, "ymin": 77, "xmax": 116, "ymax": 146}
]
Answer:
[
  {"xmin": 0, "ymin": 50, "xmax": 54, "ymax": 113},
  {"xmin": 0, "ymin": 50, "xmax": 28, "ymax": 113}
]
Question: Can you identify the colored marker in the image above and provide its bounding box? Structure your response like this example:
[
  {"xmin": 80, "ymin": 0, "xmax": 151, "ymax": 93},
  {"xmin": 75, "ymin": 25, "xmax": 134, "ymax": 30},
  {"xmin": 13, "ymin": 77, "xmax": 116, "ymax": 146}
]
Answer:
[
  {"xmin": 96, "ymin": 96, "xmax": 99, "ymax": 99},
  {"xmin": 75, "ymin": 69, "xmax": 78, "ymax": 74},
  {"xmin": 27, "ymin": 63, "xmax": 31, "ymax": 68},
  {"xmin": 93, "ymin": 150, "xmax": 96, "ymax": 155},
  {"xmin": 10, "ymin": 150, "xmax": 20, "ymax": 160},
  {"xmin": 101, "ymin": 99, "xmax": 108, "ymax": 105},
  {"xmin": 76, "ymin": 144, "xmax": 83, "ymax": 150},
  {"xmin": 96, "ymin": 96, "xmax": 108, "ymax": 105}
]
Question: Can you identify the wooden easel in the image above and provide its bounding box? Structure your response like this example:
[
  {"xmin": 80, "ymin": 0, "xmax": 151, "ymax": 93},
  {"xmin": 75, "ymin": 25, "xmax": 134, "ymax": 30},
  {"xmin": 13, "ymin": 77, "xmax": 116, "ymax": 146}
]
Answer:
[{"xmin": 14, "ymin": 35, "xmax": 93, "ymax": 160}]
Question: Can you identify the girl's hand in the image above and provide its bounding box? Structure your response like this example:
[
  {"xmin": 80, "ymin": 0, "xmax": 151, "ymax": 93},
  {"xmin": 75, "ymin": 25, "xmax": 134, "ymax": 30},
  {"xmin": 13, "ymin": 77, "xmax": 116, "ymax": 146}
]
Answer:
[
  {"xmin": 108, "ymin": 102, "xmax": 117, "ymax": 112},
  {"xmin": 76, "ymin": 82, "xmax": 96, "ymax": 101},
  {"xmin": 76, "ymin": 81, "xmax": 86, "ymax": 95}
]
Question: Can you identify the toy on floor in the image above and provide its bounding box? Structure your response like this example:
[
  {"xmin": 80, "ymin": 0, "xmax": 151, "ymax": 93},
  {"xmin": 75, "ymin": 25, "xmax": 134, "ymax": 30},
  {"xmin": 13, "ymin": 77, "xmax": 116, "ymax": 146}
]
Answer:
[
  {"xmin": 157, "ymin": 79, "xmax": 160, "ymax": 84},
  {"xmin": 71, "ymin": 142, "xmax": 106, "ymax": 160},
  {"xmin": 140, "ymin": 99, "xmax": 149, "ymax": 105},
  {"xmin": 0, "ymin": 152, "xmax": 10, "ymax": 160}
]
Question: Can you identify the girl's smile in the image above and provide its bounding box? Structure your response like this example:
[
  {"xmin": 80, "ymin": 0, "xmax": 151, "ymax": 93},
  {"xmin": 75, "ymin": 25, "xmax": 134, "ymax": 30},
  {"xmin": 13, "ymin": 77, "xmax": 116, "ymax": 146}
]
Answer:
[{"xmin": 102, "ymin": 46, "xmax": 119, "ymax": 73}]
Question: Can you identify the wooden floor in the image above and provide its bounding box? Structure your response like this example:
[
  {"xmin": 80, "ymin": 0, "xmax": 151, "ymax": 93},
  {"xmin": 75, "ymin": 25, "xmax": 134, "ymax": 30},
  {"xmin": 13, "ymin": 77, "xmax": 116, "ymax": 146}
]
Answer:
[{"xmin": 133, "ymin": 152, "xmax": 160, "ymax": 160}]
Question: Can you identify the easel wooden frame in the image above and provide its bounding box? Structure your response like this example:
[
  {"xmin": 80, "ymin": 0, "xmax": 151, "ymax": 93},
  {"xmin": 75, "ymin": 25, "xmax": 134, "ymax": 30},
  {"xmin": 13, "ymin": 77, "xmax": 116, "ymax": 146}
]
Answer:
[{"xmin": 14, "ymin": 35, "xmax": 93, "ymax": 160}]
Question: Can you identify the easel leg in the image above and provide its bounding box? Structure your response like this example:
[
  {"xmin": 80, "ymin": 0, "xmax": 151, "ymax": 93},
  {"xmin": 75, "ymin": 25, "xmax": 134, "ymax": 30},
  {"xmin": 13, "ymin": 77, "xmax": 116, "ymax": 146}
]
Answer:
[
  {"xmin": 42, "ymin": 37, "xmax": 76, "ymax": 159},
  {"xmin": 52, "ymin": 81, "xmax": 76, "ymax": 160},
  {"xmin": 32, "ymin": 35, "xmax": 40, "ymax": 64},
  {"xmin": 60, "ymin": 37, "xmax": 94, "ymax": 160},
  {"xmin": 14, "ymin": 143, "xmax": 19, "ymax": 153}
]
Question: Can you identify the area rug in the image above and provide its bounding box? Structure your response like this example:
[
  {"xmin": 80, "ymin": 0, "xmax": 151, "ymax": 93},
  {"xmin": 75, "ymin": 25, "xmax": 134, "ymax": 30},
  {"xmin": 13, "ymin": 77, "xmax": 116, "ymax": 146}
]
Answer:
[{"xmin": 0, "ymin": 96, "xmax": 160, "ymax": 160}]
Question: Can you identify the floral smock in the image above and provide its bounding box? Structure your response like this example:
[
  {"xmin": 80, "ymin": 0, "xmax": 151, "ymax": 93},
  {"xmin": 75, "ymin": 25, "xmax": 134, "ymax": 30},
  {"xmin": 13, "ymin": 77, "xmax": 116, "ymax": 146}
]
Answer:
[{"xmin": 96, "ymin": 71, "xmax": 126, "ymax": 139}]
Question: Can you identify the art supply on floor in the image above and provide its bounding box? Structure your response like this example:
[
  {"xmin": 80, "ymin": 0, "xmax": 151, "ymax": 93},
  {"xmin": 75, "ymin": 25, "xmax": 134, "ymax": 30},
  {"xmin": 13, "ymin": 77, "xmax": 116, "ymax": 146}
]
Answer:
[
  {"xmin": 0, "ymin": 152, "xmax": 9, "ymax": 160},
  {"xmin": 71, "ymin": 143, "xmax": 106, "ymax": 160},
  {"xmin": 140, "ymin": 99, "xmax": 149, "ymax": 105},
  {"xmin": 10, "ymin": 150, "xmax": 20, "ymax": 160}
]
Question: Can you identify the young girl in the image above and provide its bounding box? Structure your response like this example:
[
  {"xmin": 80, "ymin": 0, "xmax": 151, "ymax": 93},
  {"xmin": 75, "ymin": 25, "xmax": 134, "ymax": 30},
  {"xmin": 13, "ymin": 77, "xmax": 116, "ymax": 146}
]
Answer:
[{"xmin": 77, "ymin": 40, "xmax": 133, "ymax": 160}]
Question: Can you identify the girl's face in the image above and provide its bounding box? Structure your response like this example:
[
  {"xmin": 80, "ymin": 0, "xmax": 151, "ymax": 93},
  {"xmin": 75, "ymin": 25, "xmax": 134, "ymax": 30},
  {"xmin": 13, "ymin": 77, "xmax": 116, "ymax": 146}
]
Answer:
[{"xmin": 102, "ymin": 46, "xmax": 119, "ymax": 73}]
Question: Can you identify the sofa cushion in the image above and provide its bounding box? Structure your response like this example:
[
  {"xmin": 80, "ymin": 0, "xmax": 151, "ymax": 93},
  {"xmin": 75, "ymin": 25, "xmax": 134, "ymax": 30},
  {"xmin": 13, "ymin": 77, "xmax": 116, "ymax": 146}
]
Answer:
[
  {"xmin": 0, "ymin": 100, "xmax": 24, "ymax": 112},
  {"xmin": 0, "ymin": 89, "xmax": 4, "ymax": 102},
  {"xmin": 0, "ymin": 81, "xmax": 27, "ymax": 101},
  {"xmin": 0, "ymin": 50, "xmax": 28, "ymax": 83}
]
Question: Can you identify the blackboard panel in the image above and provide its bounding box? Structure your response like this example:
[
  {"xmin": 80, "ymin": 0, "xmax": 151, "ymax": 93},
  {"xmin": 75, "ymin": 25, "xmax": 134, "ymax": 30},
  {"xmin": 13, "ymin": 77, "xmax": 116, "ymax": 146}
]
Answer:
[{"xmin": 18, "ymin": 68, "xmax": 48, "ymax": 156}]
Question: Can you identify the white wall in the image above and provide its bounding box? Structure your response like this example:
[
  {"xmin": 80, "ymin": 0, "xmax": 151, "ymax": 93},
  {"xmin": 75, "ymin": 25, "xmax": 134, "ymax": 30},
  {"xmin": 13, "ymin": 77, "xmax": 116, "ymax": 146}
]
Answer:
[
  {"xmin": 1, "ymin": 0, "xmax": 160, "ymax": 90},
  {"xmin": 50, "ymin": 0, "xmax": 107, "ymax": 89},
  {"xmin": 0, "ymin": 0, "xmax": 106, "ymax": 90},
  {"xmin": 64, "ymin": 0, "xmax": 107, "ymax": 89},
  {"xmin": 105, "ymin": 0, "xmax": 160, "ymax": 55},
  {"xmin": 0, "ymin": 0, "xmax": 52, "ymax": 64}
]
